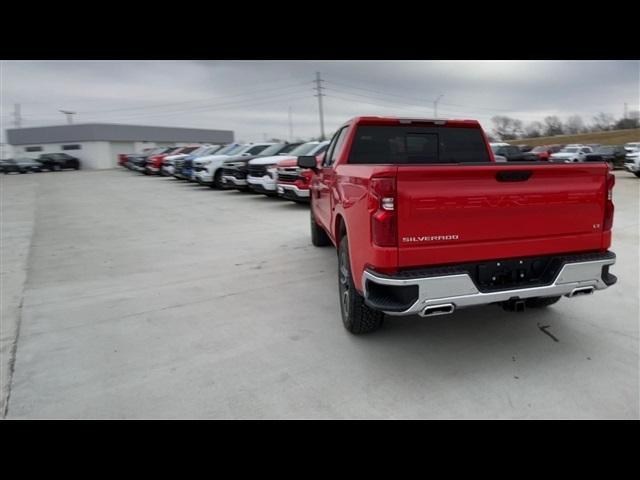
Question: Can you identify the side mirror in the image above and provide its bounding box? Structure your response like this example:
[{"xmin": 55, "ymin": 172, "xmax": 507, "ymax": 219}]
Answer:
[{"xmin": 297, "ymin": 155, "xmax": 318, "ymax": 170}]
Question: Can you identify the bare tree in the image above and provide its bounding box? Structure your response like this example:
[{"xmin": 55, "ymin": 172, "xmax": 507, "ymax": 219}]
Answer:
[
  {"xmin": 590, "ymin": 112, "xmax": 615, "ymax": 132},
  {"xmin": 565, "ymin": 115, "xmax": 585, "ymax": 134},
  {"xmin": 491, "ymin": 116, "xmax": 524, "ymax": 140},
  {"xmin": 524, "ymin": 121, "xmax": 544, "ymax": 138},
  {"xmin": 543, "ymin": 116, "xmax": 564, "ymax": 136}
]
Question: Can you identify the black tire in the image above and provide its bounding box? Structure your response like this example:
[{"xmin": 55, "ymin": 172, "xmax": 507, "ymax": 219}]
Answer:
[
  {"xmin": 52, "ymin": 164, "xmax": 61, "ymax": 172},
  {"xmin": 310, "ymin": 208, "xmax": 331, "ymax": 247},
  {"xmin": 212, "ymin": 170, "xmax": 224, "ymax": 189},
  {"xmin": 19, "ymin": 169, "xmax": 27, "ymax": 174},
  {"xmin": 525, "ymin": 296, "xmax": 561, "ymax": 308},
  {"xmin": 338, "ymin": 236, "xmax": 384, "ymax": 334},
  {"xmin": 635, "ymin": 172, "xmax": 640, "ymax": 178}
]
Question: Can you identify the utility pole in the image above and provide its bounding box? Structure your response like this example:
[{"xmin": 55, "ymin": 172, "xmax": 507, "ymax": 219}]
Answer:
[
  {"xmin": 433, "ymin": 94, "xmax": 444, "ymax": 118},
  {"xmin": 314, "ymin": 72, "xmax": 326, "ymax": 140},
  {"xmin": 13, "ymin": 103, "xmax": 22, "ymax": 128},
  {"xmin": 59, "ymin": 110, "xmax": 76, "ymax": 125},
  {"xmin": 288, "ymin": 106, "xmax": 293, "ymax": 142}
]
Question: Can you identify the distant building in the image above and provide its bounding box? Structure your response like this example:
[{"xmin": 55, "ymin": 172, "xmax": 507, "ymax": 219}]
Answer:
[{"xmin": 5, "ymin": 123, "xmax": 234, "ymax": 169}]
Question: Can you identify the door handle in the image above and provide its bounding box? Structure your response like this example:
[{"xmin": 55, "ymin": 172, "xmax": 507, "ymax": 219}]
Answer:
[{"xmin": 496, "ymin": 170, "xmax": 532, "ymax": 182}]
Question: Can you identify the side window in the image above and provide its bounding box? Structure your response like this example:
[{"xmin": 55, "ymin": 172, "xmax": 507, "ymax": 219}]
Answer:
[{"xmin": 324, "ymin": 127, "xmax": 349, "ymax": 167}]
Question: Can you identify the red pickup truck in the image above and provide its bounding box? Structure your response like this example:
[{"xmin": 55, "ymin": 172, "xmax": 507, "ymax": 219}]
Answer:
[{"xmin": 298, "ymin": 116, "xmax": 617, "ymax": 334}]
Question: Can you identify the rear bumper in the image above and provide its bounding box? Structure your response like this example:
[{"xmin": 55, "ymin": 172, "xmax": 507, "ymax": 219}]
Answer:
[{"xmin": 362, "ymin": 251, "xmax": 616, "ymax": 316}]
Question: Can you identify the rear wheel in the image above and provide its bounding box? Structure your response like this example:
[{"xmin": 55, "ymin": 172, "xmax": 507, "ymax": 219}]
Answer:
[
  {"xmin": 525, "ymin": 296, "xmax": 561, "ymax": 308},
  {"xmin": 635, "ymin": 172, "xmax": 640, "ymax": 178},
  {"xmin": 310, "ymin": 208, "xmax": 331, "ymax": 246},
  {"xmin": 338, "ymin": 236, "xmax": 384, "ymax": 334},
  {"xmin": 52, "ymin": 164, "xmax": 61, "ymax": 172}
]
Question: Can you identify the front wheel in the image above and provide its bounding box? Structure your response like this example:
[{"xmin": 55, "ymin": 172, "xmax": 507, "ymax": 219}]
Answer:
[
  {"xmin": 212, "ymin": 170, "xmax": 224, "ymax": 189},
  {"xmin": 310, "ymin": 208, "xmax": 331, "ymax": 246},
  {"xmin": 338, "ymin": 236, "xmax": 384, "ymax": 334}
]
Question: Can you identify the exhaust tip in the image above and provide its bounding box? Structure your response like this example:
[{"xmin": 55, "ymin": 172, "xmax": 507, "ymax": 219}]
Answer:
[
  {"xmin": 422, "ymin": 303, "xmax": 455, "ymax": 317},
  {"xmin": 568, "ymin": 286, "xmax": 595, "ymax": 297}
]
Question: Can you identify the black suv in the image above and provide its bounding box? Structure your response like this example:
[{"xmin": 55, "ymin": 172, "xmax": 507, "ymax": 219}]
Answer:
[
  {"xmin": 491, "ymin": 144, "xmax": 538, "ymax": 161},
  {"xmin": 584, "ymin": 145, "xmax": 627, "ymax": 169},
  {"xmin": 37, "ymin": 153, "xmax": 81, "ymax": 171}
]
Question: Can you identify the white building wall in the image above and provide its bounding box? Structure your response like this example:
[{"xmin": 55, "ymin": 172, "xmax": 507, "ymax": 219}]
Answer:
[
  {"xmin": 11, "ymin": 139, "xmax": 211, "ymax": 169},
  {"xmin": 16, "ymin": 141, "xmax": 114, "ymax": 169}
]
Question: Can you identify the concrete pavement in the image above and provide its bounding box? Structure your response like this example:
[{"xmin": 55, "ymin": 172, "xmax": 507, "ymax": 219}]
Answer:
[{"xmin": 1, "ymin": 169, "xmax": 638, "ymax": 419}]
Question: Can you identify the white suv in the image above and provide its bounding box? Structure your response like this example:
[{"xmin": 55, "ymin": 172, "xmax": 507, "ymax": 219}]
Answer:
[
  {"xmin": 550, "ymin": 145, "xmax": 593, "ymax": 163},
  {"xmin": 193, "ymin": 143, "xmax": 274, "ymax": 188}
]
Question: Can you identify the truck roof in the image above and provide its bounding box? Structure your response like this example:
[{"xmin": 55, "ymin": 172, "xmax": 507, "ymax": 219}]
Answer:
[{"xmin": 347, "ymin": 116, "xmax": 481, "ymax": 128}]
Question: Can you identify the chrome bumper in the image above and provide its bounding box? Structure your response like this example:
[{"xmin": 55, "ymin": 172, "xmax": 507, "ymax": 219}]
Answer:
[
  {"xmin": 277, "ymin": 183, "xmax": 310, "ymax": 197},
  {"xmin": 222, "ymin": 175, "xmax": 247, "ymax": 186},
  {"xmin": 362, "ymin": 252, "xmax": 616, "ymax": 316}
]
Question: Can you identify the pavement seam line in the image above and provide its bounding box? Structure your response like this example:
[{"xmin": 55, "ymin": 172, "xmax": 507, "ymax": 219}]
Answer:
[{"xmin": 2, "ymin": 180, "xmax": 39, "ymax": 419}]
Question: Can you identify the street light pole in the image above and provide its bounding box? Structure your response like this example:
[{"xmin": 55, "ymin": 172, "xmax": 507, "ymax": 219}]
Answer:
[
  {"xmin": 59, "ymin": 110, "xmax": 76, "ymax": 125},
  {"xmin": 433, "ymin": 94, "xmax": 444, "ymax": 118}
]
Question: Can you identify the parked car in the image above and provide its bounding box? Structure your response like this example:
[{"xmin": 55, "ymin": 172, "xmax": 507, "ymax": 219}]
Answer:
[
  {"xmin": 490, "ymin": 143, "xmax": 537, "ymax": 161},
  {"xmin": 584, "ymin": 145, "xmax": 627, "ymax": 169},
  {"xmin": 145, "ymin": 145, "xmax": 202, "ymax": 175},
  {"xmin": 623, "ymin": 142, "xmax": 640, "ymax": 153},
  {"xmin": 1, "ymin": 157, "xmax": 43, "ymax": 174},
  {"xmin": 163, "ymin": 145, "xmax": 224, "ymax": 177},
  {"xmin": 192, "ymin": 143, "xmax": 275, "ymax": 188},
  {"xmin": 126, "ymin": 147, "xmax": 175, "ymax": 172},
  {"xmin": 299, "ymin": 116, "xmax": 616, "ymax": 334},
  {"xmin": 37, "ymin": 153, "xmax": 80, "ymax": 171},
  {"xmin": 550, "ymin": 146, "xmax": 593, "ymax": 163},
  {"xmin": 624, "ymin": 150, "xmax": 640, "ymax": 177},
  {"xmin": 518, "ymin": 145, "xmax": 534, "ymax": 152},
  {"xmin": 528, "ymin": 145, "xmax": 563, "ymax": 161},
  {"xmin": 221, "ymin": 143, "xmax": 303, "ymax": 191},
  {"xmin": 275, "ymin": 147, "xmax": 328, "ymax": 202},
  {"xmin": 244, "ymin": 142, "xmax": 330, "ymax": 196}
]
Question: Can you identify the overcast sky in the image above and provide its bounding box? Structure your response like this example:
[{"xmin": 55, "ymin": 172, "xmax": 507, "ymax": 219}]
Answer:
[{"xmin": 1, "ymin": 60, "xmax": 638, "ymax": 143}]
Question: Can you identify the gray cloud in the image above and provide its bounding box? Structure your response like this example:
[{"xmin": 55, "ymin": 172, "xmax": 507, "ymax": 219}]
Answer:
[{"xmin": 1, "ymin": 60, "xmax": 638, "ymax": 143}]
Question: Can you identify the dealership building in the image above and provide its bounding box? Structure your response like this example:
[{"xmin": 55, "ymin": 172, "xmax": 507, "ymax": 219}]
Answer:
[{"xmin": 5, "ymin": 123, "xmax": 234, "ymax": 169}]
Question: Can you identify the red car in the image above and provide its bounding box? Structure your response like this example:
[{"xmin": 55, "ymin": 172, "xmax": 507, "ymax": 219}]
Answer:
[
  {"xmin": 275, "ymin": 154, "xmax": 323, "ymax": 202},
  {"xmin": 145, "ymin": 145, "xmax": 201, "ymax": 175},
  {"xmin": 529, "ymin": 144, "xmax": 564, "ymax": 161},
  {"xmin": 299, "ymin": 116, "xmax": 616, "ymax": 334}
]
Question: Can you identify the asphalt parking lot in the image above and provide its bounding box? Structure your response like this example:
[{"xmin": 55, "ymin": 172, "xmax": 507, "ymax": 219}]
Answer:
[{"xmin": 1, "ymin": 169, "xmax": 638, "ymax": 419}]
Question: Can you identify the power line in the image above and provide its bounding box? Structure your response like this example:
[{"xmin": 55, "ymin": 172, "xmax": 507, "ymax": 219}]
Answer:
[
  {"xmin": 78, "ymin": 81, "xmax": 313, "ymax": 115},
  {"xmin": 325, "ymin": 77, "xmax": 515, "ymax": 113},
  {"xmin": 79, "ymin": 89, "xmax": 313, "ymax": 121}
]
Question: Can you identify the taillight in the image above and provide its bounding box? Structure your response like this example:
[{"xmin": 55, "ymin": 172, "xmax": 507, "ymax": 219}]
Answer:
[
  {"xmin": 369, "ymin": 177, "xmax": 397, "ymax": 247},
  {"xmin": 603, "ymin": 172, "xmax": 615, "ymax": 231}
]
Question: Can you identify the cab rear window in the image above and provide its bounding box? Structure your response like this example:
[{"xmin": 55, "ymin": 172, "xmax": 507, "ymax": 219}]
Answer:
[{"xmin": 348, "ymin": 125, "xmax": 490, "ymax": 164}]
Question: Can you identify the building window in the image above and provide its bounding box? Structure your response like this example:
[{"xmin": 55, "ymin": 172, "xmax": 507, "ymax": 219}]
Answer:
[
  {"xmin": 25, "ymin": 146, "xmax": 43, "ymax": 152},
  {"xmin": 62, "ymin": 144, "xmax": 81, "ymax": 150}
]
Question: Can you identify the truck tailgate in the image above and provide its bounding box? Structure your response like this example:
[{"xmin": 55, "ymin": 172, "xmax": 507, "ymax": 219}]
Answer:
[{"xmin": 396, "ymin": 163, "xmax": 609, "ymax": 267}]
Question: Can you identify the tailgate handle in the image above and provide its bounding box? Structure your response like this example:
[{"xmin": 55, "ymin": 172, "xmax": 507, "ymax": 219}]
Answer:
[{"xmin": 496, "ymin": 170, "xmax": 532, "ymax": 182}]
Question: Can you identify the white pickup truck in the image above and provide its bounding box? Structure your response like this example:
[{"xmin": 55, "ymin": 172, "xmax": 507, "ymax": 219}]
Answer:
[
  {"xmin": 193, "ymin": 143, "xmax": 274, "ymax": 188},
  {"xmin": 246, "ymin": 141, "xmax": 330, "ymax": 196}
]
